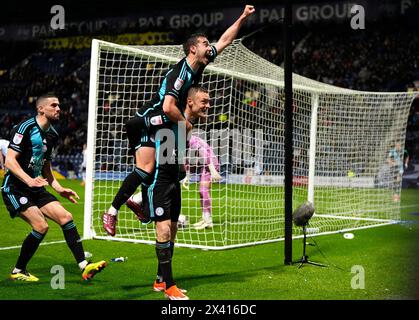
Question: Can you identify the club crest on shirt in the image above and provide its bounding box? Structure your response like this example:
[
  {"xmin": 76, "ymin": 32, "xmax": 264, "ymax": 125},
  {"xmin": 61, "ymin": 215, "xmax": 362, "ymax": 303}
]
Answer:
[
  {"xmin": 155, "ymin": 207, "xmax": 164, "ymax": 216},
  {"xmin": 13, "ymin": 133, "xmax": 23, "ymax": 145},
  {"xmin": 174, "ymin": 78, "xmax": 184, "ymax": 91}
]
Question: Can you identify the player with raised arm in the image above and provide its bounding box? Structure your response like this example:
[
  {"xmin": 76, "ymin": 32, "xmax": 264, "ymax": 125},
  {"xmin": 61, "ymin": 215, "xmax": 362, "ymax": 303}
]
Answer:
[
  {"xmin": 1, "ymin": 94, "xmax": 106, "ymax": 281},
  {"xmin": 103, "ymin": 5, "xmax": 256, "ymax": 236}
]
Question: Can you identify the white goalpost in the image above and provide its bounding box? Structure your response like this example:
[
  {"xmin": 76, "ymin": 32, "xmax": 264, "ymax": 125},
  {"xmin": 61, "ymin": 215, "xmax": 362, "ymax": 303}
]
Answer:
[{"xmin": 84, "ymin": 38, "xmax": 416, "ymax": 249}]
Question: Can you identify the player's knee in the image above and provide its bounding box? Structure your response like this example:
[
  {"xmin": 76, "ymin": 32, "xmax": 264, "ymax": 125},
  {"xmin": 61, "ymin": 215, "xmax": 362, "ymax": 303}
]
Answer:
[
  {"xmin": 59, "ymin": 212, "xmax": 74, "ymax": 225},
  {"xmin": 34, "ymin": 222, "xmax": 49, "ymax": 234},
  {"xmin": 156, "ymin": 222, "xmax": 171, "ymax": 242},
  {"xmin": 157, "ymin": 230, "xmax": 171, "ymax": 243}
]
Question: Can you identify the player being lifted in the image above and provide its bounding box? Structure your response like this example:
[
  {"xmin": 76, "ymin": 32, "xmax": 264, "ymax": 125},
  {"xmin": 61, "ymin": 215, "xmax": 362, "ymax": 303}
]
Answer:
[
  {"xmin": 1, "ymin": 94, "xmax": 107, "ymax": 282},
  {"xmin": 103, "ymin": 5, "xmax": 256, "ymax": 236}
]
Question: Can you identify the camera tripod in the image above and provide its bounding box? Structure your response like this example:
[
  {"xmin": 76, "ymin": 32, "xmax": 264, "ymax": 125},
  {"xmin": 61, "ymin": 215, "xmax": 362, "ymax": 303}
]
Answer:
[{"xmin": 295, "ymin": 225, "xmax": 328, "ymax": 269}]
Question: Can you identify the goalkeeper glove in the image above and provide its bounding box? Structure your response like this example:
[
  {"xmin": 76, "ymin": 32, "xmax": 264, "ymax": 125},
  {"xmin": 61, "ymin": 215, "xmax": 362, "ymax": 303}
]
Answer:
[{"xmin": 208, "ymin": 163, "xmax": 222, "ymax": 182}]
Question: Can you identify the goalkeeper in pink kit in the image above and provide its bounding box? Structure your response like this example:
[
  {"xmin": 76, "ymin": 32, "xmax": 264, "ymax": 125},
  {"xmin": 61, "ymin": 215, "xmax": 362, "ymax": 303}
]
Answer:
[{"xmin": 183, "ymin": 135, "xmax": 222, "ymax": 229}]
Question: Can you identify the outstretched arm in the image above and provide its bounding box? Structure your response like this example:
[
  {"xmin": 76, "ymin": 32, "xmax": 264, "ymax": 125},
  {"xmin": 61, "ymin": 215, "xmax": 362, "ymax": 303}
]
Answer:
[
  {"xmin": 208, "ymin": 162, "xmax": 222, "ymax": 182},
  {"xmin": 215, "ymin": 5, "xmax": 255, "ymax": 55},
  {"xmin": 196, "ymin": 140, "xmax": 222, "ymax": 182}
]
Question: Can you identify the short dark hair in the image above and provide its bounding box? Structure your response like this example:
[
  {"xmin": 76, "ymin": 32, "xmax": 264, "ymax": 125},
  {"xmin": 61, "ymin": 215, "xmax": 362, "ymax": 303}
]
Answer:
[
  {"xmin": 36, "ymin": 93, "xmax": 58, "ymax": 108},
  {"xmin": 188, "ymin": 86, "xmax": 209, "ymax": 97},
  {"xmin": 183, "ymin": 33, "xmax": 207, "ymax": 56}
]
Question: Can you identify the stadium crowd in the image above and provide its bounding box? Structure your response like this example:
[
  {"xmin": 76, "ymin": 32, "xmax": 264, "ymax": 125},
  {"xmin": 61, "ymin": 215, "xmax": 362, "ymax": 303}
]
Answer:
[
  {"xmin": 0, "ymin": 13, "xmax": 418, "ymax": 177},
  {"xmin": 245, "ymin": 19, "xmax": 419, "ymax": 92}
]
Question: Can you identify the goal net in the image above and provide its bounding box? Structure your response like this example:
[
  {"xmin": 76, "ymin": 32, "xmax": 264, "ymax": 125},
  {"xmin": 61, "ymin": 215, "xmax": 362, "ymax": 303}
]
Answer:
[{"xmin": 84, "ymin": 39, "xmax": 416, "ymax": 249}]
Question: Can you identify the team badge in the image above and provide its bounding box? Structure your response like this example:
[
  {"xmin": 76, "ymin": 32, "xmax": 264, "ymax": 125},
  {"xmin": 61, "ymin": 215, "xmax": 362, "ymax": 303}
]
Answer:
[
  {"xmin": 174, "ymin": 78, "xmax": 184, "ymax": 91},
  {"xmin": 155, "ymin": 207, "xmax": 164, "ymax": 216},
  {"xmin": 13, "ymin": 133, "xmax": 23, "ymax": 145},
  {"xmin": 19, "ymin": 197, "xmax": 28, "ymax": 205}
]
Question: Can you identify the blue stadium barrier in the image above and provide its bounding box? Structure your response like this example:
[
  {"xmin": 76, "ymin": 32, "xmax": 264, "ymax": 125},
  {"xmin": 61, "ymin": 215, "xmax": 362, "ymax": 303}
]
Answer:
[{"xmin": 52, "ymin": 153, "xmax": 84, "ymax": 178}]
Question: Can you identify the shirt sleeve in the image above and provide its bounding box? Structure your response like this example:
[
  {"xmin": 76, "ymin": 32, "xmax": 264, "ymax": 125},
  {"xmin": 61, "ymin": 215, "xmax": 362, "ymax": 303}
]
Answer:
[
  {"xmin": 8, "ymin": 125, "xmax": 29, "ymax": 154},
  {"xmin": 165, "ymin": 65, "xmax": 186, "ymax": 102},
  {"xmin": 208, "ymin": 45, "xmax": 218, "ymax": 63},
  {"xmin": 45, "ymin": 147, "xmax": 53, "ymax": 161}
]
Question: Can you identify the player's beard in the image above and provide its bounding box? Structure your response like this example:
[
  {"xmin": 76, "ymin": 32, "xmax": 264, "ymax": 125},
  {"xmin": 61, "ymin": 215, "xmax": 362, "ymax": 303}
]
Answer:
[{"xmin": 48, "ymin": 113, "xmax": 60, "ymax": 123}]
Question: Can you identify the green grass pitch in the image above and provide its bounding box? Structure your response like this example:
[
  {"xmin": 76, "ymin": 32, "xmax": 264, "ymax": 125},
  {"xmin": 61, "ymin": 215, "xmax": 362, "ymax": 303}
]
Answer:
[{"xmin": 0, "ymin": 180, "xmax": 418, "ymax": 300}]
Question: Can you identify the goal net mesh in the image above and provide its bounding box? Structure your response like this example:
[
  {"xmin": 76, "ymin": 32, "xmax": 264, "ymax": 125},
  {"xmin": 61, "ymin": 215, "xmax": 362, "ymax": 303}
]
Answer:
[{"xmin": 86, "ymin": 39, "xmax": 415, "ymax": 249}]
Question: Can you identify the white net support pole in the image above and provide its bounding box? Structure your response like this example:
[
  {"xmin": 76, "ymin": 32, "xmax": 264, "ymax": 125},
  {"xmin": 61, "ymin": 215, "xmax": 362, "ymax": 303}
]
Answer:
[
  {"xmin": 308, "ymin": 92, "xmax": 319, "ymax": 205},
  {"xmin": 83, "ymin": 39, "xmax": 100, "ymax": 240}
]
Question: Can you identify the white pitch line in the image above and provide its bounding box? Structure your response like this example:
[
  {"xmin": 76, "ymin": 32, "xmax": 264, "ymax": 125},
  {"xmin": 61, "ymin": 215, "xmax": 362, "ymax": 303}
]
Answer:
[{"xmin": 0, "ymin": 240, "xmax": 68, "ymax": 251}]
